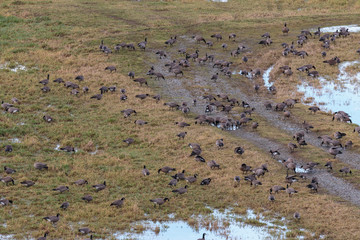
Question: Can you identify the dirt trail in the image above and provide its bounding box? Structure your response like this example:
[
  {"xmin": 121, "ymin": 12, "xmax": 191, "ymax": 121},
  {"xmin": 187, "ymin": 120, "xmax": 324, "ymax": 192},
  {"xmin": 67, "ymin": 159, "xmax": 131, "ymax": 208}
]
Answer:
[{"xmin": 147, "ymin": 36, "xmax": 360, "ymax": 207}]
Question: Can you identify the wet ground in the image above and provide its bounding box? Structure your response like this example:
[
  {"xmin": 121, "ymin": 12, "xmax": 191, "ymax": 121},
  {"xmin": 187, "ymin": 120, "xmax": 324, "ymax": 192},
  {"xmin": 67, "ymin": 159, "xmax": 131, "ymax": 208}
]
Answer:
[
  {"xmin": 298, "ymin": 61, "xmax": 360, "ymax": 124},
  {"xmin": 147, "ymin": 32, "xmax": 360, "ymax": 211},
  {"xmin": 115, "ymin": 208, "xmax": 318, "ymax": 240}
]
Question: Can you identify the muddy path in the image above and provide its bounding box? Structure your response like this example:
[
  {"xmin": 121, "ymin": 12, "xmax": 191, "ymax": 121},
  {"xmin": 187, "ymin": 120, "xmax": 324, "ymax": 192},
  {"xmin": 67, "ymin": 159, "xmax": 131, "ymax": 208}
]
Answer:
[
  {"xmin": 150, "ymin": 36, "xmax": 360, "ymax": 168},
  {"xmin": 144, "ymin": 35, "xmax": 360, "ymax": 207}
]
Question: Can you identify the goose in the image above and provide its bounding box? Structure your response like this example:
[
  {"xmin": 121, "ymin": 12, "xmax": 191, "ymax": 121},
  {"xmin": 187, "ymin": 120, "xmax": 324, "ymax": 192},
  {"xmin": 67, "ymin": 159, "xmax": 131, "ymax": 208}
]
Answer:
[
  {"xmin": 173, "ymin": 68, "xmax": 183, "ymax": 77},
  {"xmin": 155, "ymin": 50, "xmax": 167, "ymax": 59},
  {"xmin": 158, "ymin": 167, "xmax": 176, "ymax": 174},
  {"xmin": 39, "ymin": 74, "xmax": 50, "ymax": 85},
  {"xmin": 262, "ymin": 32, "xmax": 270, "ymax": 38},
  {"xmin": 60, "ymin": 202, "xmax": 69, "ymax": 210},
  {"xmin": 4, "ymin": 166, "xmax": 16, "ymax": 174},
  {"xmin": 75, "ymin": 75, "xmax": 84, "ymax": 81},
  {"xmin": 302, "ymin": 121, "xmax": 313, "ymax": 132},
  {"xmin": 282, "ymin": 23, "xmax": 289, "ymax": 35},
  {"xmin": 198, "ymin": 233, "xmax": 206, "ymax": 240},
  {"xmin": 200, "ymin": 178, "xmax": 211, "ymax": 185},
  {"xmin": 71, "ymin": 89, "xmax": 79, "ymax": 95},
  {"xmin": 194, "ymin": 155, "xmax": 206, "ymax": 163},
  {"xmin": 64, "ymin": 81, "xmax": 79, "ymax": 89},
  {"xmin": 211, "ymin": 33, "xmax": 222, "ymax": 41},
  {"xmin": 293, "ymin": 212, "xmax": 301, "ymax": 220},
  {"xmin": 325, "ymin": 161, "xmax": 333, "ymax": 170},
  {"xmin": 268, "ymin": 193, "xmax": 275, "ymax": 202},
  {"xmin": 176, "ymin": 170, "xmax": 186, "ymax": 180},
  {"xmin": 329, "ymin": 147, "xmax": 342, "ymax": 158},
  {"xmin": 90, "ymin": 94, "xmax": 102, "ymax": 100},
  {"xmin": 21, "ymin": 180, "xmax": 35, "ymax": 187},
  {"xmin": 251, "ymin": 122, "xmax": 259, "ymax": 130},
  {"xmin": 298, "ymin": 139, "xmax": 307, "ymax": 147},
  {"xmin": 123, "ymin": 138, "xmax": 134, "ymax": 146},
  {"xmin": 150, "ymin": 197, "xmax": 169, "ymax": 207},
  {"xmin": 177, "ymin": 132, "xmax": 187, "ymax": 139},
  {"xmin": 0, "ymin": 199, "xmax": 13, "ymax": 206},
  {"xmin": 82, "ymin": 195, "xmax": 93, "ymax": 203},
  {"xmin": 108, "ymin": 86, "xmax": 116, "ymax": 92},
  {"xmin": 126, "ymin": 43, "xmax": 136, "ymax": 50},
  {"xmin": 1, "ymin": 176, "xmax": 15, "ymax": 185},
  {"xmin": 37, "ymin": 232, "xmax": 48, "ymax": 240},
  {"xmin": 285, "ymin": 174, "xmax": 298, "ymax": 185},
  {"xmin": 168, "ymin": 178, "xmax": 178, "ymax": 187},
  {"xmin": 288, "ymin": 143, "xmax": 297, "ymax": 152},
  {"xmin": 134, "ymin": 120, "xmax": 148, "ymax": 126},
  {"xmin": 138, "ymin": 38, "xmax": 147, "ymax": 51},
  {"xmin": 43, "ymin": 214, "xmax": 60, "ymax": 224},
  {"xmin": 135, "ymin": 94, "xmax": 149, "ymax": 100},
  {"xmin": 216, "ymin": 139, "xmax": 224, "ymax": 149},
  {"xmin": 73, "ymin": 179, "xmax": 88, "ymax": 185},
  {"xmin": 270, "ymin": 185, "xmax": 286, "ymax": 194},
  {"xmin": 121, "ymin": 109, "xmax": 137, "ymax": 118},
  {"xmin": 142, "ymin": 165, "xmax": 150, "ymax": 176},
  {"xmin": 83, "ymin": 235, "xmax": 93, "ymax": 240},
  {"xmin": 150, "ymin": 94, "xmax": 160, "ymax": 103},
  {"xmin": 7, "ymin": 107, "xmax": 19, "ymax": 114},
  {"xmin": 79, "ymin": 227, "xmax": 93, "ymax": 234},
  {"xmin": 128, "ymin": 71, "xmax": 135, "ymax": 79},
  {"xmin": 307, "ymin": 183, "xmax": 318, "ymax": 193},
  {"xmin": 229, "ymin": 33, "xmax": 236, "ymax": 41},
  {"xmin": 323, "ymin": 56, "xmax": 340, "ymax": 65},
  {"xmin": 43, "ymin": 115, "xmax": 53, "ymax": 122},
  {"xmin": 186, "ymin": 174, "xmax": 198, "ymax": 183},
  {"xmin": 234, "ymin": 147, "xmax": 244, "ymax": 155},
  {"xmin": 234, "ymin": 176, "xmax": 241, "ymax": 187},
  {"xmin": 110, "ymin": 197, "xmax": 125, "ymax": 208},
  {"xmin": 269, "ymin": 149, "xmax": 280, "ymax": 158},
  {"xmin": 339, "ymin": 167, "xmax": 352, "ymax": 174},
  {"xmin": 165, "ymin": 36, "xmax": 177, "ymax": 46},
  {"xmin": 41, "ymin": 86, "xmax": 50, "ymax": 92},
  {"xmin": 92, "ymin": 181, "xmax": 106, "ymax": 191},
  {"xmin": 207, "ymin": 160, "xmax": 220, "ymax": 169},
  {"xmin": 345, "ymin": 140, "xmax": 353, "ymax": 149},
  {"xmin": 34, "ymin": 162, "xmax": 48, "ymax": 170},
  {"xmin": 251, "ymin": 180, "xmax": 262, "ymax": 186},
  {"xmin": 52, "ymin": 186, "xmax": 69, "ymax": 193},
  {"xmin": 1, "ymin": 102, "xmax": 13, "ymax": 110},
  {"xmin": 105, "ymin": 66, "xmax": 116, "ymax": 73},
  {"xmin": 133, "ymin": 78, "xmax": 148, "ymax": 86},
  {"xmin": 193, "ymin": 35, "xmax": 206, "ymax": 44},
  {"xmin": 120, "ymin": 94, "xmax": 127, "ymax": 101},
  {"xmin": 334, "ymin": 131, "xmax": 346, "ymax": 139},
  {"xmin": 172, "ymin": 185, "xmax": 188, "ymax": 194},
  {"xmin": 60, "ymin": 146, "xmax": 75, "ymax": 152},
  {"xmin": 286, "ymin": 184, "xmax": 298, "ymax": 197},
  {"xmin": 175, "ymin": 122, "xmax": 190, "ymax": 128},
  {"xmin": 53, "ymin": 77, "xmax": 64, "ymax": 83},
  {"xmin": 164, "ymin": 102, "xmax": 180, "ymax": 110},
  {"xmin": 240, "ymin": 163, "xmax": 252, "ymax": 174}
]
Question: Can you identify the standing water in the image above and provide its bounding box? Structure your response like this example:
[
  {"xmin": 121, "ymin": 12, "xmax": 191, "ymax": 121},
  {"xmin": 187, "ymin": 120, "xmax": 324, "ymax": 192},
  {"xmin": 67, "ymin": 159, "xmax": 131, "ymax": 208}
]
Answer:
[
  {"xmin": 298, "ymin": 61, "xmax": 360, "ymax": 124},
  {"xmin": 115, "ymin": 208, "xmax": 318, "ymax": 240}
]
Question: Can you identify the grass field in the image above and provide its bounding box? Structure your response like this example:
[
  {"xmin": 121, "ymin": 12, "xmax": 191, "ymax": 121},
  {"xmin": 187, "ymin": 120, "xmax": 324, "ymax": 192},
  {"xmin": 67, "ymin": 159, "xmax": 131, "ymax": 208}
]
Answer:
[{"xmin": 2, "ymin": 0, "xmax": 360, "ymax": 239}]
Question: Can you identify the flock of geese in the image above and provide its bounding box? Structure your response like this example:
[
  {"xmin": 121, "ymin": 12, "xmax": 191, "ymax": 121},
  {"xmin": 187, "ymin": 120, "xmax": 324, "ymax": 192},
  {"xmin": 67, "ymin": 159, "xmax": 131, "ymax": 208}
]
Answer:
[{"xmin": 1, "ymin": 22, "xmax": 359, "ymax": 240}]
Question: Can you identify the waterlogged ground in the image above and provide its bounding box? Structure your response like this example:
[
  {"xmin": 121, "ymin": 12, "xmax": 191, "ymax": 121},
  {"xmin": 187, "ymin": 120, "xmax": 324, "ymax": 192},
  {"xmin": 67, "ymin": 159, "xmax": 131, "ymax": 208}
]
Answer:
[
  {"xmin": 298, "ymin": 61, "xmax": 360, "ymax": 124},
  {"xmin": 115, "ymin": 208, "xmax": 316, "ymax": 240}
]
